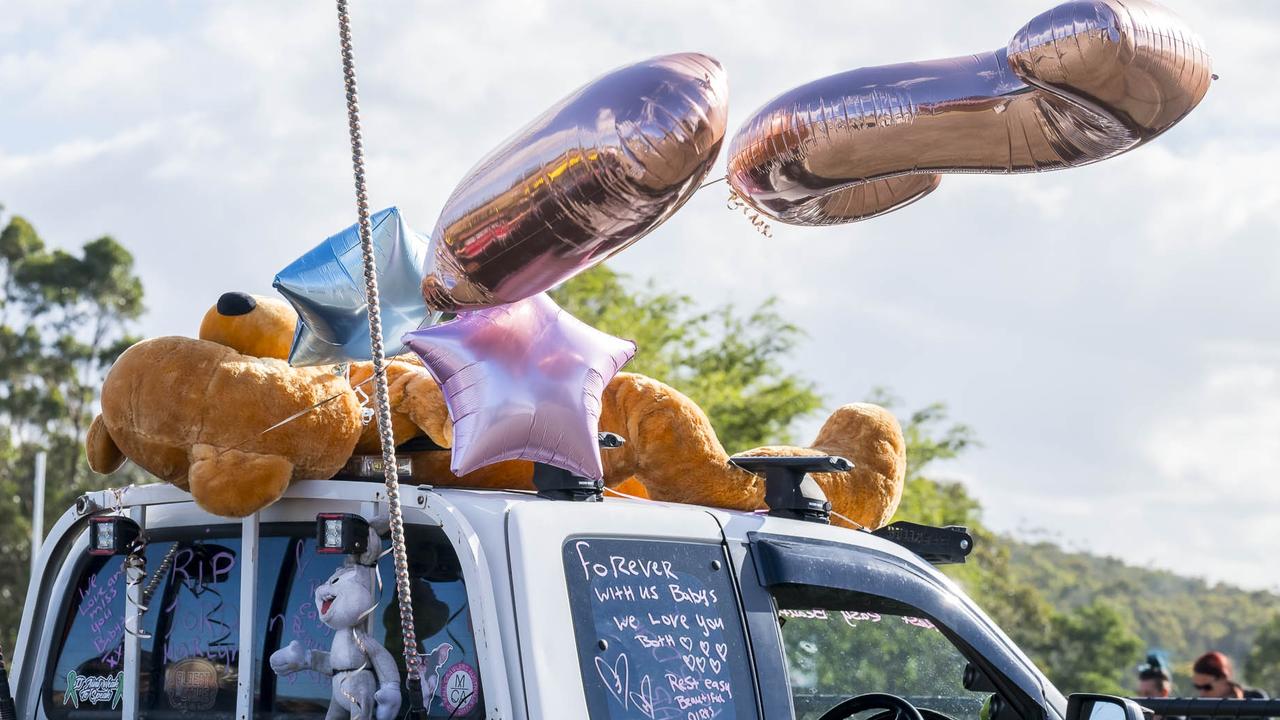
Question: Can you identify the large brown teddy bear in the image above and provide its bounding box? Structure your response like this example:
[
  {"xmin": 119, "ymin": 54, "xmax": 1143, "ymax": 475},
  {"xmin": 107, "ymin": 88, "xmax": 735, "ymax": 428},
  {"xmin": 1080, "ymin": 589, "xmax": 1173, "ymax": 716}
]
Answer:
[
  {"xmin": 86, "ymin": 292, "xmax": 365, "ymax": 517},
  {"xmin": 392, "ymin": 370, "xmax": 906, "ymax": 529}
]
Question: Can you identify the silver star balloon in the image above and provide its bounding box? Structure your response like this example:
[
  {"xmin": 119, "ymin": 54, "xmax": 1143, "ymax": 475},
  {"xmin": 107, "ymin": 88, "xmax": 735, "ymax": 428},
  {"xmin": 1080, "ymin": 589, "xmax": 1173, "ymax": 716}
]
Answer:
[
  {"xmin": 402, "ymin": 293, "xmax": 636, "ymax": 479},
  {"xmin": 274, "ymin": 206, "xmax": 441, "ymax": 366}
]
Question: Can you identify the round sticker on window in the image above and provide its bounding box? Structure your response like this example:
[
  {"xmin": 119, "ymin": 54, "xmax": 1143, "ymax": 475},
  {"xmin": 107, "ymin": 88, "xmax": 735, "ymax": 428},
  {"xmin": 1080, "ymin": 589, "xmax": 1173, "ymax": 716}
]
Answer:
[
  {"xmin": 441, "ymin": 662, "xmax": 479, "ymax": 716},
  {"xmin": 164, "ymin": 657, "xmax": 219, "ymax": 711}
]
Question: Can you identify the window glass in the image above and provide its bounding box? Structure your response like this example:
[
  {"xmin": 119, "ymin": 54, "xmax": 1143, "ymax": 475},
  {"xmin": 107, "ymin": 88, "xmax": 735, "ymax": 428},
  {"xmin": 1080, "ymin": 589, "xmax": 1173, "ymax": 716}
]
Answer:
[
  {"xmin": 779, "ymin": 597, "xmax": 991, "ymax": 720},
  {"xmin": 45, "ymin": 527, "xmax": 244, "ymax": 718},
  {"xmin": 45, "ymin": 523, "xmax": 483, "ymax": 720},
  {"xmin": 563, "ymin": 537, "xmax": 760, "ymax": 720},
  {"xmin": 258, "ymin": 525, "xmax": 485, "ymax": 719},
  {"xmin": 46, "ymin": 552, "xmax": 130, "ymax": 715}
]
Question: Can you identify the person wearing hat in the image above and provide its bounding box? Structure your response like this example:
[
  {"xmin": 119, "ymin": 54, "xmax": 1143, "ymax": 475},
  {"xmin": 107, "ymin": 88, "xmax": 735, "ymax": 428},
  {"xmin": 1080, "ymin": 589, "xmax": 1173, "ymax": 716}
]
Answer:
[
  {"xmin": 1138, "ymin": 653, "xmax": 1179, "ymax": 720},
  {"xmin": 1139, "ymin": 653, "xmax": 1175, "ymax": 699}
]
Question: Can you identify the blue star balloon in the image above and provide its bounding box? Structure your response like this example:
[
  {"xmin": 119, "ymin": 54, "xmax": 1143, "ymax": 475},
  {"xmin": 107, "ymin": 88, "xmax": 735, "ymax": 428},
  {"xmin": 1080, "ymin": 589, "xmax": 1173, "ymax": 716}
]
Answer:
[{"xmin": 274, "ymin": 207, "xmax": 440, "ymax": 366}]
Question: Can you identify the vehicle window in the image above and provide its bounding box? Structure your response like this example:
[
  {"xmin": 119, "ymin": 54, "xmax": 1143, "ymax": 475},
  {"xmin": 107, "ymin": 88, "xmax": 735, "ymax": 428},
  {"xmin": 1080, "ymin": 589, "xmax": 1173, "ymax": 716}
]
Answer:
[
  {"xmin": 44, "ymin": 522, "xmax": 483, "ymax": 720},
  {"xmin": 563, "ymin": 537, "xmax": 760, "ymax": 720},
  {"xmin": 45, "ymin": 527, "xmax": 244, "ymax": 718},
  {"xmin": 778, "ymin": 595, "xmax": 992, "ymax": 720},
  {"xmin": 258, "ymin": 524, "xmax": 484, "ymax": 719}
]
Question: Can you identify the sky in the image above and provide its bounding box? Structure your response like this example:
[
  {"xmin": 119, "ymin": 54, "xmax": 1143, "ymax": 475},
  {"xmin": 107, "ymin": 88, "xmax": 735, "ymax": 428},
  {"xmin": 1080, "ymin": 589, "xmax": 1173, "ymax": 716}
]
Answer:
[{"xmin": 3, "ymin": 0, "xmax": 1278, "ymax": 592}]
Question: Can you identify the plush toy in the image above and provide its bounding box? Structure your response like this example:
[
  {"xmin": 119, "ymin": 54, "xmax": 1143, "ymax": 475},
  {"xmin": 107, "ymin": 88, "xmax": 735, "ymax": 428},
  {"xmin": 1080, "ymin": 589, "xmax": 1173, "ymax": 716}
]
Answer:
[
  {"xmin": 600, "ymin": 373, "xmax": 906, "ymax": 529},
  {"xmin": 387, "ymin": 371, "xmax": 906, "ymax": 529},
  {"xmin": 85, "ymin": 292, "xmax": 364, "ymax": 517},
  {"xmin": 88, "ymin": 291, "xmax": 905, "ymax": 526},
  {"xmin": 348, "ymin": 358, "xmax": 452, "ymax": 455},
  {"xmin": 270, "ymin": 531, "xmax": 402, "ymax": 720}
]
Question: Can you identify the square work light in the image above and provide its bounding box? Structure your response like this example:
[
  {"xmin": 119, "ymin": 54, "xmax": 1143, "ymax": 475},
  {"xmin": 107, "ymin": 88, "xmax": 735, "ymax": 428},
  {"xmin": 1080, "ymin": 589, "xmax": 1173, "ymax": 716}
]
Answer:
[
  {"xmin": 315, "ymin": 513, "xmax": 370, "ymax": 555},
  {"xmin": 87, "ymin": 516, "xmax": 142, "ymax": 556}
]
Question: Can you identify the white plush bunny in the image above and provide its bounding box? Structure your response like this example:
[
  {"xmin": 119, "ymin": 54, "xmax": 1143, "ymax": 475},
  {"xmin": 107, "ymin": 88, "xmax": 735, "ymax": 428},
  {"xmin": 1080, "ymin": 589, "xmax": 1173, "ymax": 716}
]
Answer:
[{"xmin": 270, "ymin": 533, "xmax": 402, "ymax": 720}]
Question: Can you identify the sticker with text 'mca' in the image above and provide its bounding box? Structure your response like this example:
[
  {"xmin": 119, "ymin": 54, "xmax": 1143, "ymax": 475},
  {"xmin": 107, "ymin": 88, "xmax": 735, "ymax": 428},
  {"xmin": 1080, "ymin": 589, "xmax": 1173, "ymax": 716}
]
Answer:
[{"xmin": 442, "ymin": 662, "xmax": 480, "ymax": 716}]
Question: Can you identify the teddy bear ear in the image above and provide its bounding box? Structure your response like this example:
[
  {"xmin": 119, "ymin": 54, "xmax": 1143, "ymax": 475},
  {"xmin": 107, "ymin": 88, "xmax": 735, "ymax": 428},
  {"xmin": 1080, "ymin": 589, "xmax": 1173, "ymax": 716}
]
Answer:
[{"xmin": 198, "ymin": 292, "xmax": 297, "ymax": 360}]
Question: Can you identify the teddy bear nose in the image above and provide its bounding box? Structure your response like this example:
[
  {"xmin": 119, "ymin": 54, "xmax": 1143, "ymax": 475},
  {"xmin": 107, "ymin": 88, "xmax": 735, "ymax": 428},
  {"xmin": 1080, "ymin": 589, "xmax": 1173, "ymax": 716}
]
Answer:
[{"xmin": 216, "ymin": 292, "xmax": 257, "ymax": 317}]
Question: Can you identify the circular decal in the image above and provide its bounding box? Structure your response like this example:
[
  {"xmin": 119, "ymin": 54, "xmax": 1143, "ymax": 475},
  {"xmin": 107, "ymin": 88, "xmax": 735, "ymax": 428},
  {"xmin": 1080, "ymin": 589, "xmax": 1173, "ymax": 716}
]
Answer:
[
  {"xmin": 164, "ymin": 657, "xmax": 220, "ymax": 711},
  {"xmin": 441, "ymin": 662, "xmax": 479, "ymax": 716}
]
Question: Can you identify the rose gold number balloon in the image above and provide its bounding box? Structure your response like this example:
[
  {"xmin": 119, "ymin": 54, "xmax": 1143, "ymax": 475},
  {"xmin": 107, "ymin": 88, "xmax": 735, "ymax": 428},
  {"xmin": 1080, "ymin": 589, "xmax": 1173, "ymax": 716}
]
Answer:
[
  {"xmin": 727, "ymin": 0, "xmax": 1212, "ymax": 225},
  {"xmin": 422, "ymin": 53, "xmax": 729, "ymax": 311}
]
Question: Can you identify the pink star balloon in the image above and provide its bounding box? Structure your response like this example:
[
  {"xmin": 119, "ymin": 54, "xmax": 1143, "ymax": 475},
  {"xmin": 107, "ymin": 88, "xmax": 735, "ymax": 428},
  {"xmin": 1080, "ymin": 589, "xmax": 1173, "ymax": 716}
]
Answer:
[{"xmin": 402, "ymin": 293, "xmax": 635, "ymax": 479}]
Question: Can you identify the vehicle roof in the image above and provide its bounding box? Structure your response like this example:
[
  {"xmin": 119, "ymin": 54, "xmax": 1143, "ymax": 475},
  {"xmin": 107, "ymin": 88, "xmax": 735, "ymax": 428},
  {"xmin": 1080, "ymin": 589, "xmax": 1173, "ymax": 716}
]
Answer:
[{"xmin": 50, "ymin": 477, "xmax": 942, "ymax": 582}]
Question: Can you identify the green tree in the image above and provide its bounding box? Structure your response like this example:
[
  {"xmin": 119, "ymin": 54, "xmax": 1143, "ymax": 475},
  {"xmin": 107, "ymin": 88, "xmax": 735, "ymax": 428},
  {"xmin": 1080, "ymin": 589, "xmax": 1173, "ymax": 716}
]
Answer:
[
  {"xmin": 0, "ymin": 209, "xmax": 144, "ymax": 654},
  {"xmin": 1043, "ymin": 601, "xmax": 1145, "ymax": 695},
  {"xmin": 1247, "ymin": 613, "xmax": 1280, "ymax": 693},
  {"xmin": 869, "ymin": 392, "xmax": 1056, "ymax": 666},
  {"xmin": 552, "ymin": 265, "xmax": 821, "ymax": 449}
]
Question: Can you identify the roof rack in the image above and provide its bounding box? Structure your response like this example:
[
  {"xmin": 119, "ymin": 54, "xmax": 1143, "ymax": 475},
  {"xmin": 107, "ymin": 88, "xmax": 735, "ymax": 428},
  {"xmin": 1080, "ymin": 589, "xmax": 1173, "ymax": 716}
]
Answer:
[
  {"xmin": 872, "ymin": 521, "xmax": 974, "ymax": 565},
  {"xmin": 729, "ymin": 455, "xmax": 849, "ymax": 524},
  {"xmin": 1128, "ymin": 698, "xmax": 1280, "ymax": 718}
]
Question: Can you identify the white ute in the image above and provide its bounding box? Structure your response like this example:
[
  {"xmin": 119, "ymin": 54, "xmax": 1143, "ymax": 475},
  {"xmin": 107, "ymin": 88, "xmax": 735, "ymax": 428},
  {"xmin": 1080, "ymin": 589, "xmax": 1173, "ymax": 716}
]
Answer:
[{"xmin": 9, "ymin": 474, "xmax": 1154, "ymax": 720}]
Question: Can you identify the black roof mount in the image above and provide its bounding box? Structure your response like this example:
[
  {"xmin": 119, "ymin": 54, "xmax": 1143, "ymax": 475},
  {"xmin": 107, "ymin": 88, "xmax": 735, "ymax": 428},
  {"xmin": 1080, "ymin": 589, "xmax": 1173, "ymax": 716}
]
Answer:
[
  {"xmin": 532, "ymin": 433, "xmax": 625, "ymax": 502},
  {"xmin": 730, "ymin": 455, "xmax": 850, "ymax": 524},
  {"xmin": 872, "ymin": 521, "xmax": 974, "ymax": 565}
]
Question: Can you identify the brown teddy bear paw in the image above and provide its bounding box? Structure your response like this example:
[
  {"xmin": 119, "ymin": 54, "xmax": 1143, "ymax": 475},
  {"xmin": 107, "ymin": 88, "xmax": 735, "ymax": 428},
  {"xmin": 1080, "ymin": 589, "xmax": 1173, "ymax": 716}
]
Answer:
[
  {"xmin": 400, "ymin": 371, "xmax": 454, "ymax": 448},
  {"xmin": 86, "ymin": 415, "xmax": 126, "ymax": 474},
  {"xmin": 188, "ymin": 444, "xmax": 293, "ymax": 517}
]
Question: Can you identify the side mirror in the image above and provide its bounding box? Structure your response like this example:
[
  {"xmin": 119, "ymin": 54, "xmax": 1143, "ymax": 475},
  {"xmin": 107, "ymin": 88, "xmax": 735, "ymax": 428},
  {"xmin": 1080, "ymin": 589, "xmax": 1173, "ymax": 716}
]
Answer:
[{"xmin": 1066, "ymin": 695, "xmax": 1148, "ymax": 720}]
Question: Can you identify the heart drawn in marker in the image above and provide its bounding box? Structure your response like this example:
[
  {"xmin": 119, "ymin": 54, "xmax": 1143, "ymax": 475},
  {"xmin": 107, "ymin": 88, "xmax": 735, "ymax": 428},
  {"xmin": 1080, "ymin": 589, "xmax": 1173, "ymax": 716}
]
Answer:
[
  {"xmin": 679, "ymin": 637, "xmax": 693, "ymax": 652},
  {"xmin": 595, "ymin": 653, "xmax": 630, "ymax": 706},
  {"xmin": 629, "ymin": 674, "xmax": 656, "ymax": 719},
  {"xmin": 699, "ymin": 640, "xmax": 710, "ymax": 657},
  {"xmin": 709, "ymin": 658, "xmax": 722, "ymax": 674},
  {"xmin": 715, "ymin": 643, "xmax": 728, "ymax": 661}
]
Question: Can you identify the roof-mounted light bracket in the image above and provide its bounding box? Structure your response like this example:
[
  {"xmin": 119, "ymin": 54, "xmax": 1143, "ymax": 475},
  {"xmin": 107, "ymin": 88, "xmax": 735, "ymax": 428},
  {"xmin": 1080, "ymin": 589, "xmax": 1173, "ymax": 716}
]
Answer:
[{"xmin": 532, "ymin": 433, "xmax": 625, "ymax": 502}]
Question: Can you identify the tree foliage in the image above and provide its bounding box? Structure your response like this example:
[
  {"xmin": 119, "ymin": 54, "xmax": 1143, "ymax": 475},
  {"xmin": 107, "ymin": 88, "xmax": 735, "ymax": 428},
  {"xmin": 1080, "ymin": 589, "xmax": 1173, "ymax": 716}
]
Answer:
[
  {"xmin": 1042, "ymin": 601, "xmax": 1145, "ymax": 695},
  {"xmin": 877, "ymin": 395, "xmax": 1194, "ymax": 697},
  {"xmin": 551, "ymin": 264, "xmax": 821, "ymax": 449},
  {"xmin": 1009, "ymin": 539, "xmax": 1280, "ymax": 694},
  {"xmin": 1248, "ymin": 615, "xmax": 1280, "ymax": 693},
  {"xmin": 0, "ymin": 208, "xmax": 144, "ymax": 654}
]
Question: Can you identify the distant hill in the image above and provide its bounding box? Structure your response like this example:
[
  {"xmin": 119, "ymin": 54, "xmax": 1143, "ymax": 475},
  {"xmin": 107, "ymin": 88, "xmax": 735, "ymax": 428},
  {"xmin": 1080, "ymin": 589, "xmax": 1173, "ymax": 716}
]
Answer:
[
  {"xmin": 894, "ymin": 468, "xmax": 1280, "ymax": 695},
  {"xmin": 1005, "ymin": 537, "xmax": 1280, "ymax": 690}
]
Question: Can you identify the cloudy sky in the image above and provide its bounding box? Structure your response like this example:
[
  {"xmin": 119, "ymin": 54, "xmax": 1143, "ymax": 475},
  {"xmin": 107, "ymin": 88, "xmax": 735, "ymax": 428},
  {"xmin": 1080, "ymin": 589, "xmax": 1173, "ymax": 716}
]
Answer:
[{"xmin": 3, "ymin": 1, "xmax": 1278, "ymax": 591}]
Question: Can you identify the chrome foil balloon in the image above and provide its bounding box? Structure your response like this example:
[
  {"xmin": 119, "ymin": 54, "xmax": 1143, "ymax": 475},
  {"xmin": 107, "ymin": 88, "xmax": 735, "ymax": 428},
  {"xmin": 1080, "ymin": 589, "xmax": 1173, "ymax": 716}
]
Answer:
[
  {"xmin": 421, "ymin": 52, "xmax": 729, "ymax": 311},
  {"xmin": 727, "ymin": 0, "xmax": 1213, "ymax": 225},
  {"xmin": 274, "ymin": 207, "xmax": 441, "ymax": 366},
  {"xmin": 402, "ymin": 293, "xmax": 636, "ymax": 479}
]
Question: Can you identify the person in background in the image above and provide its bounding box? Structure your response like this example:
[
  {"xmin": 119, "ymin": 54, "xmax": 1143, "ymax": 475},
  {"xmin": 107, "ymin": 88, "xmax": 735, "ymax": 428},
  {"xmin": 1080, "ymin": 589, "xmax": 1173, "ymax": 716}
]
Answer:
[
  {"xmin": 1192, "ymin": 651, "xmax": 1270, "ymax": 700},
  {"xmin": 1139, "ymin": 653, "xmax": 1175, "ymax": 698},
  {"xmin": 1138, "ymin": 653, "xmax": 1178, "ymax": 720}
]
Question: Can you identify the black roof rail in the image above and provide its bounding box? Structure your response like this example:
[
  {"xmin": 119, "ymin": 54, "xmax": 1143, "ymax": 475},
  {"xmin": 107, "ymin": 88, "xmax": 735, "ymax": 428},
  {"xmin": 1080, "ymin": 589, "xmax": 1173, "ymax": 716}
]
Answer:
[
  {"xmin": 871, "ymin": 521, "xmax": 974, "ymax": 565},
  {"xmin": 1128, "ymin": 698, "xmax": 1280, "ymax": 718}
]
